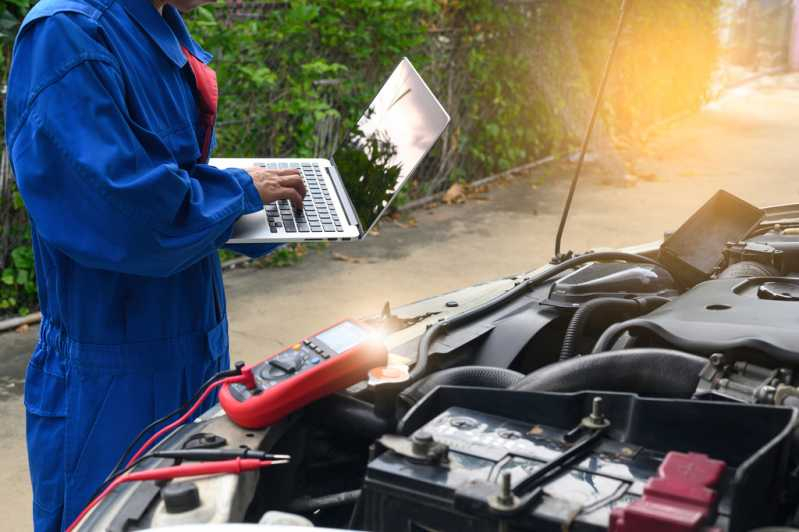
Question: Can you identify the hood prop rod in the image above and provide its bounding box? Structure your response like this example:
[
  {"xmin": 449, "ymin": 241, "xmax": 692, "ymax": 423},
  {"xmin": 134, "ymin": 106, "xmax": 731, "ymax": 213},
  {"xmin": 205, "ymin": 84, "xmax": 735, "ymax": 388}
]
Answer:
[{"xmin": 554, "ymin": 0, "xmax": 631, "ymax": 261}]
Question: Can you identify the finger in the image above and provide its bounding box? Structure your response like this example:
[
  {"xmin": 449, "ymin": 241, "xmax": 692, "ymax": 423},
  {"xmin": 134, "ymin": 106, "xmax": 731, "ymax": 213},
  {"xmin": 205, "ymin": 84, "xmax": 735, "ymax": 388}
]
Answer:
[
  {"xmin": 277, "ymin": 187, "xmax": 304, "ymax": 211},
  {"xmin": 278, "ymin": 175, "xmax": 307, "ymax": 197},
  {"xmin": 275, "ymin": 169, "xmax": 302, "ymax": 176}
]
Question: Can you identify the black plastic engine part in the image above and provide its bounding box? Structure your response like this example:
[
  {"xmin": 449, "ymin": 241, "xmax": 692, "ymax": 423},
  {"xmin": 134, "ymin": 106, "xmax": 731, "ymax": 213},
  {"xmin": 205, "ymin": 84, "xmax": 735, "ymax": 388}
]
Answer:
[
  {"xmin": 592, "ymin": 278, "xmax": 799, "ymax": 364},
  {"xmin": 659, "ymin": 190, "xmax": 764, "ymax": 287},
  {"xmin": 411, "ymin": 252, "xmax": 672, "ymax": 386},
  {"xmin": 356, "ymin": 387, "xmax": 796, "ymax": 532},
  {"xmin": 723, "ymin": 241, "xmax": 786, "ymax": 275},
  {"xmin": 397, "ymin": 366, "xmax": 524, "ymax": 414},
  {"xmin": 512, "ymin": 348, "xmax": 705, "ymax": 398},
  {"xmin": 732, "ymin": 227, "xmax": 799, "ymax": 274},
  {"xmin": 559, "ymin": 296, "xmax": 670, "ymax": 360},
  {"xmin": 162, "ymin": 482, "xmax": 201, "ymax": 514},
  {"xmin": 545, "ymin": 262, "xmax": 677, "ymax": 308},
  {"xmin": 718, "ymin": 260, "xmax": 779, "ymax": 278}
]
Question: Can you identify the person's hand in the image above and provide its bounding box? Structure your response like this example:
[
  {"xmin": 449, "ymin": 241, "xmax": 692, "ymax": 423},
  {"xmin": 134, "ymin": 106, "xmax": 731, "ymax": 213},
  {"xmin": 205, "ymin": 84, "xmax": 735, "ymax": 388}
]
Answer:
[{"xmin": 247, "ymin": 167, "xmax": 307, "ymax": 211}]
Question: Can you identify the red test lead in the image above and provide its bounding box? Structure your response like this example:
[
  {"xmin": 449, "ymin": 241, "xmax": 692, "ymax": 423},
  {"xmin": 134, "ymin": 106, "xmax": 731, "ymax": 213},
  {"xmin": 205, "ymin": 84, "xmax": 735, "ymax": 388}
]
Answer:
[
  {"xmin": 126, "ymin": 368, "xmax": 256, "ymax": 467},
  {"xmin": 67, "ymin": 457, "xmax": 286, "ymax": 532}
]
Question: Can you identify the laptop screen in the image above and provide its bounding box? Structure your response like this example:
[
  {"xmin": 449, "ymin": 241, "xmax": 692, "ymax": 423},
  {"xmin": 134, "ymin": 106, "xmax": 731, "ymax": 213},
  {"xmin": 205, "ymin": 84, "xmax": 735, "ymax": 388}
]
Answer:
[{"xmin": 332, "ymin": 59, "xmax": 450, "ymax": 234}]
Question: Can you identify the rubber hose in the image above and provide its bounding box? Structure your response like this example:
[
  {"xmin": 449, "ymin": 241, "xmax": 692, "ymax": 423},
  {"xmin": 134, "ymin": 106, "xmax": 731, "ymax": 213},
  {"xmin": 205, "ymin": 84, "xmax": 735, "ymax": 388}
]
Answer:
[
  {"xmin": 561, "ymin": 296, "xmax": 671, "ymax": 360},
  {"xmin": 560, "ymin": 297, "xmax": 650, "ymax": 361},
  {"xmin": 410, "ymin": 251, "xmax": 671, "ymax": 385},
  {"xmin": 398, "ymin": 366, "xmax": 524, "ymax": 412},
  {"xmin": 592, "ymin": 319, "xmax": 645, "ymax": 353},
  {"xmin": 307, "ymin": 393, "xmax": 394, "ymax": 440},
  {"xmin": 511, "ymin": 348, "xmax": 706, "ymax": 398},
  {"xmin": 718, "ymin": 260, "xmax": 779, "ymax": 278}
]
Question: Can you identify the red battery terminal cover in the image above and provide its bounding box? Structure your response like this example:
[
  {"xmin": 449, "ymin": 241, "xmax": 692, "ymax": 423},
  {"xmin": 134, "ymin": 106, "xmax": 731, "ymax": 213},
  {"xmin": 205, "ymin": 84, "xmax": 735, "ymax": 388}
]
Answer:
[{"xmin": 610, "ymin": 451, "xmax": 726, "ymax": 532}]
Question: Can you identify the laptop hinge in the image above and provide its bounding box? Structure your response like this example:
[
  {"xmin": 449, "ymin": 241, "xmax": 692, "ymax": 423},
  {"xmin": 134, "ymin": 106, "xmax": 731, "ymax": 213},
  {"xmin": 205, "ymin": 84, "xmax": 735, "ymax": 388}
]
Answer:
[{"xmin": 326, "ymin": 163, "xmax": 363, "ymax": 233}]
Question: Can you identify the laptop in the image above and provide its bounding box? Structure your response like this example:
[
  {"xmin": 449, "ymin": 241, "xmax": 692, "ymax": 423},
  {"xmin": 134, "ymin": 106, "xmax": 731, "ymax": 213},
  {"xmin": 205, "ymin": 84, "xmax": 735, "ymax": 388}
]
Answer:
[{"xmin": 212, "ymin": 58, "xmax": 450, "ymax": 244}]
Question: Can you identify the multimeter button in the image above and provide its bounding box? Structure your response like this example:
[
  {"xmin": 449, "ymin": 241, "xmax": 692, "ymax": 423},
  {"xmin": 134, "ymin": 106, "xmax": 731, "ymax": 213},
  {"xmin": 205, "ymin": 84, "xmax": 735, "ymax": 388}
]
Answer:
[
  {"xmin": 319, "ymin": 352, "xmax": 330, "ymax": 359},
  {"xmin": 269, "ymin": 358, "xmax": 298, "ymax": 374},
  {"xmin": 310, "ymin": 356, "xmax": 321, "ymax": 365},
  {"xmin": 308, "ymin": 342, "xmax": 318, "ymax": 349},
  {"xmin": 260, "ymin": 366, "xmax": 285, "ymax": 379}
]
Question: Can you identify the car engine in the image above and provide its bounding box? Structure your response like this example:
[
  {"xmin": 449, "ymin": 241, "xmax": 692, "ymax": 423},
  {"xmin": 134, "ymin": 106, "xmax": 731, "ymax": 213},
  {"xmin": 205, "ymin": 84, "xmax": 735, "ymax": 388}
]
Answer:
[{"xmin": 82, "ymin": 192, "xmax": 799, "ymax": 532}]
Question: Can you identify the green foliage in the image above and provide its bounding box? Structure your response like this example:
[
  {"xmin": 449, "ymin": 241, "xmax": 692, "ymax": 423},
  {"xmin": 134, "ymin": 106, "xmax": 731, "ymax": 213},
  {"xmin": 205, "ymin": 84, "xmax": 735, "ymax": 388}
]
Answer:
[
  {"xmin": 0, "ymin": 242, "xmax": 35, "ymax": 314},
  {"xmin": 574, "ymin": 0, "xmax": 721, "ymax": 141},
  {"xmin": 0, "ymin": 0, "xmax": 723, "ymax": 317},
  {"xmin": 189, "ymin": 0, "xmax": 435, "ymax": 158}
]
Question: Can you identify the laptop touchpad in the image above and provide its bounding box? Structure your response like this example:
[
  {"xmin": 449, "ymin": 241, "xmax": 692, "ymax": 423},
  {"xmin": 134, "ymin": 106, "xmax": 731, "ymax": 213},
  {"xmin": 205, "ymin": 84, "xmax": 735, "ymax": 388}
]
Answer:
[{"xmin": 230, "ymin": 210, "xmax": 269, "ymax": 240}]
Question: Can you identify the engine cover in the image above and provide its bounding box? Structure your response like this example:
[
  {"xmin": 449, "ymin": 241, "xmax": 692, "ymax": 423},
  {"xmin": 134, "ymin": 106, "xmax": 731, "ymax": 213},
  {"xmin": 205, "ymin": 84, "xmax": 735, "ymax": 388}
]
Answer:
[{"xmin": 618, "ymin": 277, "xmax": 799, "ymax": 364}]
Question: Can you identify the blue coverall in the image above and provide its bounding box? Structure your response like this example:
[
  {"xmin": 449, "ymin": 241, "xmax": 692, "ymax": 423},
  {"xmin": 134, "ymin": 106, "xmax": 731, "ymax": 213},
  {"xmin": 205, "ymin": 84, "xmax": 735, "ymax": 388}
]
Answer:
[{"xmin": 6, "ymin": 0, "xmax": 276, "ymax": 529}]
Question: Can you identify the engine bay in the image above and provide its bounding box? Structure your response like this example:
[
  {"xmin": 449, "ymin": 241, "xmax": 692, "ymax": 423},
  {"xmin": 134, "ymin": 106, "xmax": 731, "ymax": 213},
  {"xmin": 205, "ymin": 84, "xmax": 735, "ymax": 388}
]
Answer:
[{"xmin": 82, "ymin": 192, "xmax": 799, "ymax": 532}]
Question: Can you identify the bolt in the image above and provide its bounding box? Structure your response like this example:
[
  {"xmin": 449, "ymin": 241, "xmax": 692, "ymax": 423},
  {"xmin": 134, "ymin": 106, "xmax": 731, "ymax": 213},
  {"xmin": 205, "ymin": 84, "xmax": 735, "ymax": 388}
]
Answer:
[
  {"xmin": 411, "ymin": 431, "xmax": 434, "ymax": 455},
  {"xmin": 498, "ymin": 472, "xmax": 513, "ymax": 505},
  {"xmin": 710, "ymin": 353, "xmax": 725, "ymax": 367},
  {"xmin": 591, "ymin": 397, "xmax": 603, "ymax": 420}
]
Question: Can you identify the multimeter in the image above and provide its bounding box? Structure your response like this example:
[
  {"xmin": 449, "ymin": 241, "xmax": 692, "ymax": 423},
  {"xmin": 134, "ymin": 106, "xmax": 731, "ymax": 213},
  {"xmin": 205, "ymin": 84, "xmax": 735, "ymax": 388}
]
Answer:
[{"xmin": 219, "ymin": 319, "xmax": 388, "ymax": 429}]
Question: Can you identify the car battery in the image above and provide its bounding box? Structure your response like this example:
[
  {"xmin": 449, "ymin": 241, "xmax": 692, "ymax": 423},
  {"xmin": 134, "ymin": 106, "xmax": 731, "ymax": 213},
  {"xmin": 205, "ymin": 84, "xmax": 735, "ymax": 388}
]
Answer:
[{"xmin": 354, "ymin": 387, "xmax": 795, "ymax": 532}]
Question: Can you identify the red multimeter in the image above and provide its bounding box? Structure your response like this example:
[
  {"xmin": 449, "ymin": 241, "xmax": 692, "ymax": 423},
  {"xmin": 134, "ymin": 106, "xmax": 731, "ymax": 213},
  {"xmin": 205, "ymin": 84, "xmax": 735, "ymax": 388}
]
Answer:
[{"xmin": 219, "ymin": 319, "xmax": 388, "ymax": 429}]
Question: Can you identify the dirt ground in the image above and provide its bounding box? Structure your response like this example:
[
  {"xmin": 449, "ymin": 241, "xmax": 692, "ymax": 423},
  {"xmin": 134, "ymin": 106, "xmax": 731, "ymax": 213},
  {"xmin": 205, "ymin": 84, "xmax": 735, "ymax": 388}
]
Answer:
[{"xmin": 2, "ymin": 73, "xmax": 799, "ymax": 530}]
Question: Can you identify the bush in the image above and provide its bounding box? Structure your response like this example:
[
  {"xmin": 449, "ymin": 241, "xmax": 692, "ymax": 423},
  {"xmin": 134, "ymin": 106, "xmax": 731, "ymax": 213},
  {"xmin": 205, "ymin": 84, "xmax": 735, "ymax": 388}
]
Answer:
[{"xmin": 0, "ymin": 0, "xmax": 722, "ymax": 317}]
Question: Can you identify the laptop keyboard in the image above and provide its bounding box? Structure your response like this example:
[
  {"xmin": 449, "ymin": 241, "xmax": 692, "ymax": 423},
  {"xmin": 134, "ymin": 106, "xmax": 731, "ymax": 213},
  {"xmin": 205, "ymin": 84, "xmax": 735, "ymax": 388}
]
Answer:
[{"xmin": 256, "ymin": 161, "xmax": 344, "ymax": 233}]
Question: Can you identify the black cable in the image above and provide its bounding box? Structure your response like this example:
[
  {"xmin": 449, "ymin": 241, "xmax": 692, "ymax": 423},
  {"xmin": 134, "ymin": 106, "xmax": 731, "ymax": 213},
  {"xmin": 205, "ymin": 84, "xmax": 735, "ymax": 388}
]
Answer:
[
  {"xmin": 410, "ymin": 251, "xmax": 666, "ymax": 384},
  {"xmin": 102, "ymin": 365, "xmax": 243, "ymax": 488}
]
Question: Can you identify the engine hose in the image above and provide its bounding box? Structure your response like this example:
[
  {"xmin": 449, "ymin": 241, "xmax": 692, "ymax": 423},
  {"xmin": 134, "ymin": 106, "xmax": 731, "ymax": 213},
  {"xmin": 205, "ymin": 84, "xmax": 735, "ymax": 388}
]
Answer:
[
  {"xmin": 410, "ymin": 251, "xmax": 671, "ymax": 385},
  {"xmin": 592, "ymin": 318, "xmax": 647, "ymax": 353},
  {"xmin": 718, "ymin": 260, "xmax": 779, "ymax": 278},
  {"xmin": 398, "ymin": 366, "xmax": 524, "ymax": 414},
  {"xmin": 307, "ymin": 393, "xmax": 394, "ymax": 440},
  {"xmin": 511, "ymin": 348, "xmax": 706, "ymax": 398},
  {"xmin": 559, "ymin": 296, "xmax": 671, "ymax": 361}
]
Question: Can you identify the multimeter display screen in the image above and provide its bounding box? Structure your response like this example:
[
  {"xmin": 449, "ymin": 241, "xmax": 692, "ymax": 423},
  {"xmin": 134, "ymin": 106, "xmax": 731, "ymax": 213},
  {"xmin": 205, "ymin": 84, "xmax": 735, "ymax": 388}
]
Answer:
[{"xmin": 316, "ymin": 321, "xmax": 368, "ymax": 353}]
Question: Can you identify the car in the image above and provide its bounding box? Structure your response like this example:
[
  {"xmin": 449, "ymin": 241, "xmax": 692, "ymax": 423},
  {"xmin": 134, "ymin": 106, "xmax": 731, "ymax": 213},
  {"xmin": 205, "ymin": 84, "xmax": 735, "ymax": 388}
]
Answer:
[{"xmin": 71, "ymin": 189, "xmax": 799, "ymax": 532}]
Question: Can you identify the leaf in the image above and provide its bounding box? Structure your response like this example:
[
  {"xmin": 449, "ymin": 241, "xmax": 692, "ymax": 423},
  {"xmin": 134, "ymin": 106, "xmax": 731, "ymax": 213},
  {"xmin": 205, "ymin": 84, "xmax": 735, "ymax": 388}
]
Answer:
[
  {"xmin": 331, "ymin": 251, "xmax": 363, "ymax": 264},
  {"xmin": 442, "ymin": 183, "xmax": 466, "ymax": 204},
  {"xmin": 1, "ymin": 269, "xmax": 14, "ymax": 286},
  {"xmin": 11, "ymin": 246, "xmax": 33, "ymax": 269}
]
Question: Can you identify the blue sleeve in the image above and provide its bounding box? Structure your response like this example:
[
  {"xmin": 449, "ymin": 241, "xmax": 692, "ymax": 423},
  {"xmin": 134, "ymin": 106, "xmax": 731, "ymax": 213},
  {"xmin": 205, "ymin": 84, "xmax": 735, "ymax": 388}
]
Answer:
[{"xmin": 7, "ymin": 18, "xmax": 265, "ymax": 277}]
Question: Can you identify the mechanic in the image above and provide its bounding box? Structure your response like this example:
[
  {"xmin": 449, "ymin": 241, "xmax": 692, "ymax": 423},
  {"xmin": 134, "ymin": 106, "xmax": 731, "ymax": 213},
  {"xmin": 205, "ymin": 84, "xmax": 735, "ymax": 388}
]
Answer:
[{"xmin": 5, "ymin": 0, "xmax": 306, "ymax": 529}]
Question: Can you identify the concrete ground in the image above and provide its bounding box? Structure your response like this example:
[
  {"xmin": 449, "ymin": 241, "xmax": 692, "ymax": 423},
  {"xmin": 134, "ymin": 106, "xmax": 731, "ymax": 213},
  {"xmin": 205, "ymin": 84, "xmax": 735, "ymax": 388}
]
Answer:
[{"xmin": 2, "ymin": 73, "xmax": 799, "ymax": 530}]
